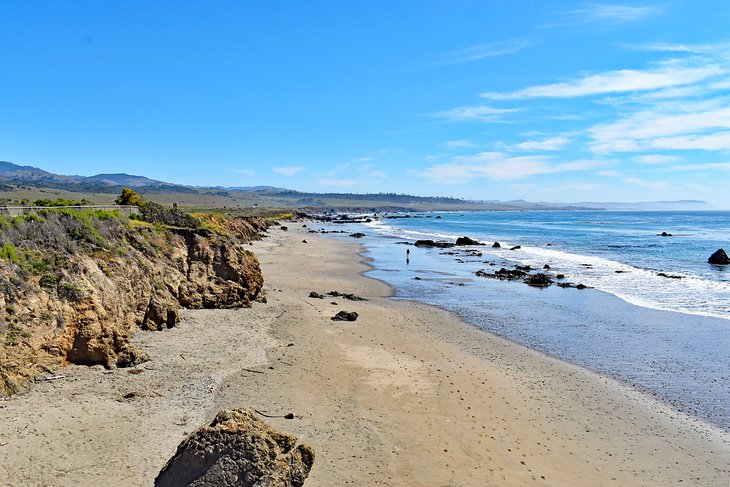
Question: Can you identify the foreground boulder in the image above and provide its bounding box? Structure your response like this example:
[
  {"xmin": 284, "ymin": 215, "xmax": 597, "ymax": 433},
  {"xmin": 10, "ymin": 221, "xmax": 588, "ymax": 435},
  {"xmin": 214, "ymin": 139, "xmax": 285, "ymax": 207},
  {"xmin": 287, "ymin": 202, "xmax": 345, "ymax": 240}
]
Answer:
[
  {"xmin": 155, "ymin": 409, "xmax": 314, "ymax": 487},
  {"xmin": 708, "ymin": 249, "xmax": 730, "ymax": 265},
  {"xmin": 414, "ymin": 240, "xmax": 455, "ymax": 248},
  {"xmin": 524, "ymin": 273, "xmax": 553, "ymax": 288},
  {"xmin": 331, "ymin": 311, "xmax": 358, "ymax": 321}
]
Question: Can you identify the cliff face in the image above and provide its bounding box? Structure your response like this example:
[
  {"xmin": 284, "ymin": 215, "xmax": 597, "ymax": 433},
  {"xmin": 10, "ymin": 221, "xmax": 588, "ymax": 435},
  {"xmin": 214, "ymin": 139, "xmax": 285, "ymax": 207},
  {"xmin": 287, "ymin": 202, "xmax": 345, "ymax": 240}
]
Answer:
[{"xmin": 0, "ymin": 211, "xmax": 268, "ymax": 396}]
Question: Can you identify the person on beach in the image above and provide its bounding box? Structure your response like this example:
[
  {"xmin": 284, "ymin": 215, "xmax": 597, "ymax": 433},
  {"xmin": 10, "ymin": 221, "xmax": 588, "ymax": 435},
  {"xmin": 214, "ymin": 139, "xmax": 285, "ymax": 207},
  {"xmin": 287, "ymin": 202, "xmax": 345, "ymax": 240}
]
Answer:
[{"xmin": 406, "ymin": 248, "xmax": 410, "ymax": 265}]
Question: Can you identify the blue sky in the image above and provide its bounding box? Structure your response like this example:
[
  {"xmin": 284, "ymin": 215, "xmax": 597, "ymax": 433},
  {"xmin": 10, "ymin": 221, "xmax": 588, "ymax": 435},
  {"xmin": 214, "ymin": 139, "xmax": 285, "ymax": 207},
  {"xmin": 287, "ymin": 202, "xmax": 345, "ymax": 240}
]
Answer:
[{"xmin": 2, "ymin": 1, "xmax": 730, "ymax": 207}]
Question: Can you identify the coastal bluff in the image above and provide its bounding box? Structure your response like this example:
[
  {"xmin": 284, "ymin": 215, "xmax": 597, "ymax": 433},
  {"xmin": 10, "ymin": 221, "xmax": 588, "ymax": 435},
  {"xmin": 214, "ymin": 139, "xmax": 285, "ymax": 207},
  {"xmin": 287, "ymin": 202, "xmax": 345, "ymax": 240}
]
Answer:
[{"xmin": 0, "ymin": 209, "xmax": 269, "ymax": 396}]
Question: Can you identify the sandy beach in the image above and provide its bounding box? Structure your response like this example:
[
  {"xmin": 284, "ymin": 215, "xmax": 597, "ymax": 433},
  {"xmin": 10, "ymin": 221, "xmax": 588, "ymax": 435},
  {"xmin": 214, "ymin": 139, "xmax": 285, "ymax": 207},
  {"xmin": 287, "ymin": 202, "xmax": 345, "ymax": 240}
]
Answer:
[{"xmin": 1, "ymin": 226, "xmax": 729, "ymax": 486}]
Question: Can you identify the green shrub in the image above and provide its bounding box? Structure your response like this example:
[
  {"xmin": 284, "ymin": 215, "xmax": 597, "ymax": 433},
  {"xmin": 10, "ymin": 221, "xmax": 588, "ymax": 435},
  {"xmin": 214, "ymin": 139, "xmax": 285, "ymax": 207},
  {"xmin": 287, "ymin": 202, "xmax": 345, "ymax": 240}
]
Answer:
[
  {"xmin": 0, "ymin": 243, "xmax": 18, "ymax": 263},
  {"xmin": 5, "ymin": 323, "xmax": 30, "ymax": 346},
  {"xmin": 39, "ymin": 273, "xmax": 61, "ymax": 288},
  {"xmin": 58, "ymin": 282, "xmax": 85, "ymax": 302}
]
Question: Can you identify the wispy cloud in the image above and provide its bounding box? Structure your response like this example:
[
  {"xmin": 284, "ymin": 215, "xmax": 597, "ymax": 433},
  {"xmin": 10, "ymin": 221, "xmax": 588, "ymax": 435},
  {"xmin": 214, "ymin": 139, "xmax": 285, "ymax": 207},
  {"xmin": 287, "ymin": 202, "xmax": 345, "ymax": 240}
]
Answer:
[
  {"xmin": 482, "ymin": 60, "xmax": 723, "ymax": 100},
  {"xmin": 510, "ymin": 135, "xmax": 572, "ymax": 151},
  {"xmin": 622, "ymin": 41, "xmax": 730, "ymax": 54},
  {"xmin": 273, "ymin": 166, "xmax": 305, "ymax": 177},
  {"xmin": 565, "ymin": 3, "xmax": 661, "ymax": 24},
  {"xmin": 422, "ymin": 152, "xmax": 604, "ymax": 183},
  {"xmin": 633, "ymin": 154, "xmax": 679, "ymax": 164},
  {"xmin": 624, "ymin": 177, "xmax": 669, "ymax": 191},
  {"xmin": 443, "ymin": 139, "xmax": 476, "ymax": 149},
  {"xmin": 430, "ymin": 38, "xmax": 535, "ymax": 65},
  {"xmin": 433, "ymin": 105, "xmax": 520, "ymax": 122}
]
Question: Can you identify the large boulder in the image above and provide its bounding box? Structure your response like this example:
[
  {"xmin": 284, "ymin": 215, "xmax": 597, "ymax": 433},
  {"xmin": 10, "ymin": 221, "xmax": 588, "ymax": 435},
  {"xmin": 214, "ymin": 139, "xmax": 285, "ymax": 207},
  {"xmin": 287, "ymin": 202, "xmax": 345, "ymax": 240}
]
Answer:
[
  {"xmin": 155, "ymin": 409, "xmax": 314, "ymax": 487},
  {"xmin": 455, "ymin": 236, "xmax": 484, "ymax": 246},
  {"xmin": 708, "ymin": 249, "xmax": 730, "ymax": 265},
  {"xmin": 414, "ymin": 240, "xmax": 455, "ymax": 248}
]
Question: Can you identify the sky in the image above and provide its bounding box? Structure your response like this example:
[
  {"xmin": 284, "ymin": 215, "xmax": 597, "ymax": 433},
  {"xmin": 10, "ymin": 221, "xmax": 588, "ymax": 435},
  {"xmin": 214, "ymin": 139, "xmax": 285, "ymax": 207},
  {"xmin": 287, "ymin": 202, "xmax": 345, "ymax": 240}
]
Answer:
[{"xmin": 2, "ymin": 1, "xmax": 730, "ymax": 207}]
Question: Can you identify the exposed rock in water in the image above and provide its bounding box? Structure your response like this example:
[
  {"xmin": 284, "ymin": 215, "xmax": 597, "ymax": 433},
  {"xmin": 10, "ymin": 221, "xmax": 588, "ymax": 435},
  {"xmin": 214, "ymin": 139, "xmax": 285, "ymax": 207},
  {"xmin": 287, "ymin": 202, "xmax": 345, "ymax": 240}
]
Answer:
[
  {"xmin": 524, "ymin": 273, "xmax": 553, "ymax": 288},
  {"xmin": 543, "ymin": 264, "xmax": 551, "ymax": 270},
  {"xmin": 155, "ymin": 408, "xmax": 314, "ymax": 487},
  {"xmin": 515, "ymin": 265, "xmax": 531, "ymax": 271},
  {"xmin": 414, "ymin": 240, "xmax": 455, "ymax": 248},
  {"xmin": 556, "ymin": 274, "xmax": 566, "ymax": 279},
  {"xmin": 475, "ymin": 268, "xmax": 526, "ymax": 281},
  {"xmin": 657, "ymin": 272, "xmax": 683, "ymax": 279},
  {"xmin": 659, "ymin": 231, "xmax": 673, "ymax": 237},
  {"xmin": 492, "ymin": 242, "xmax": 501, "ymax": 248},
  {"xmin": 509, "ymin": 245, "xmax": 521, "ymax": 251},
  {"xmin": 331, "ymin": 311, "xmax": 358, "ymax": 321},
  {"xmin": 455, "ymin": 236, "xmax": 484, "ymax": 246},
  {"xmin": 708, "ymin": 249, "xmax": 730, "ymax": 265},
  {"xmin": 0, "ymin": 212, "xmax": 267, "ymax": 397},
  {"xmin": 349, "ymin": 232, "xmax": 366, "ymax": 238},
  {"xmin": 280, "ymin": 226, "xmax": 288, "ymax": 231}
]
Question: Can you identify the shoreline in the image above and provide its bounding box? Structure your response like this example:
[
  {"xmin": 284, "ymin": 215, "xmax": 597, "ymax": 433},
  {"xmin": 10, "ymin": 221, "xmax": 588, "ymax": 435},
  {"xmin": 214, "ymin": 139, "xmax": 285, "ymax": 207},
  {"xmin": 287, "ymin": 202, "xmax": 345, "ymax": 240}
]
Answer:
[{"xmin": 1, "ymin": 226, "xmax": 729, "ymax": 485}]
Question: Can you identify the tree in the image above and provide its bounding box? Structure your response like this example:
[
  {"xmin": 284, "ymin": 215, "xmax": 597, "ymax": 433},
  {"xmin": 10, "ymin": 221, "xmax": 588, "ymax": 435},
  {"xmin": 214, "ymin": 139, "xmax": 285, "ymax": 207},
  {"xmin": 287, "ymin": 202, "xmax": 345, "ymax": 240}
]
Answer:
[{"xmin": 115, "ymin": 188, "xmax": 143, "ymax": 207}]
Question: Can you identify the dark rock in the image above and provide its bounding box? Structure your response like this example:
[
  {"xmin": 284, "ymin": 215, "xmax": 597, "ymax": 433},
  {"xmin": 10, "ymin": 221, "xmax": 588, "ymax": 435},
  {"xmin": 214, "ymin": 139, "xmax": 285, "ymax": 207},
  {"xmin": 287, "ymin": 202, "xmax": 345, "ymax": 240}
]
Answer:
[
  {"xmin": 413, "ymin": 277, "xmax": 422, "ymax": 280},
  {"xmin": 331, "ymin": 311, "xmax": 358, "ymax": 322},
  {"xmin": 524, "ymin": 273, "xmax": 553, "ymax": 288},
  {"xmin": 556, "ymin": 282, "xmax": 574, "ymax": 288},
  {"xmin": 657, "ymin": 272, "xmax": 683, "ymax": 279},
  {"xmin": 556, "ymin": 274, "xmax": 566, "ymax": 279},
  {"xmin": 515, "ymin": 265, "xmax": 531, "ymax": 271},
  {"xmin": 435, "ymin": 215, "xmax": 442, "ymax": 219},
  {"xmin": 414, "ymin": 240, "xmax": 455, "ymax": 248},
  {"xmin": 455, "ymin": 236, "xmax": 484, "ymax": 246},
  {"xmin": 302, "ymin": 224, "xmax": 307, "ymax": 228},
  {"xmin": 543, "ymin": 264, "xmax": 550, "ymax": 270},
  {"xmin": 509, "ymin": 245, "xmax": 521, "ymax": 251},
  {"xmin": 155, "ymin": 408, "xmax": 314, "ymax": 487},
  {"xmin": 280, "ymin": 226, "xmax": 288, "ymax": 232},
  {"xmin": 492, "ymin": 242, "xmax": 501, "ymax": 248},
  {"xmin": 475, "ymin": 267, "xmax": 527, "ymax": 281},
  {"xmin": 302, "ymin": 239, "xmax": 307, "ymax": 243},
  {"xmin": 576, "ymin": 283, "xmax": 588, "ymax": 289},
  {"xmin": 708, "ymin": 249, "xmax": 730, "ymax": 265},
  {"xmin": 327, "ymin": 291, "xmax": 367, "ymax": 301},
  {"xmin": 349, "ymin": 233, "xmax": 366, "ymax": 238},
  {"xmin": 308, "ymin": 291, "xmax": 325, "ymax": 299},
  {"xmin": 658, "ymin": 232, "xmax": 673, "ymax": 237}
]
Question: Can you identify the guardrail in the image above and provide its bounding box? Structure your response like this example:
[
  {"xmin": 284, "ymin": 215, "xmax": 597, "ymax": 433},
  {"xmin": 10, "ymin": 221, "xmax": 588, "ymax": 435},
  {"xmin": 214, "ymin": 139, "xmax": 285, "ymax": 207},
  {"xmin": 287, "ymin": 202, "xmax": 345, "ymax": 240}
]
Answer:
[{"xmin": 0, "ymin": 205, "xmax": 140, "ymax": 217}]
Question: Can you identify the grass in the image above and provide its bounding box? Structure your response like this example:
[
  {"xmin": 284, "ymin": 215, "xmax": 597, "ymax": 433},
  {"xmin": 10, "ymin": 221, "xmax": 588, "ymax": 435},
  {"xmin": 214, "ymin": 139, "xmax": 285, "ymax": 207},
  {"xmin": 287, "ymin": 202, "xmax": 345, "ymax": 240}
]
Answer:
[{"xmin": 0, "ymin": 243, "xmax": 18, "ymax": 263}]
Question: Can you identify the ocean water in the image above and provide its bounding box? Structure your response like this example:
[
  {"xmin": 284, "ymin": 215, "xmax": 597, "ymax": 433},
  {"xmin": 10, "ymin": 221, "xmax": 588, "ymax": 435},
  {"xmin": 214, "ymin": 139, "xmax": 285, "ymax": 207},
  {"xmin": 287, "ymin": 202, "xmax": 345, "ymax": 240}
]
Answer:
[{"xmin": 317, "ymin": 210, "xmax": 730, "ymax": 430}]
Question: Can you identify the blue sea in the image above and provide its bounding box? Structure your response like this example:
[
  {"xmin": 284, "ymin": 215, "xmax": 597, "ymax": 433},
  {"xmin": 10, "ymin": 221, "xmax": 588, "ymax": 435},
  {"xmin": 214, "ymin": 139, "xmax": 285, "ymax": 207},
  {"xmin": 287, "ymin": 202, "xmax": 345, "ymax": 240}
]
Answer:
[{"xmin": 317, "ymin": 210, "xmax": 730, "ymax": 431}]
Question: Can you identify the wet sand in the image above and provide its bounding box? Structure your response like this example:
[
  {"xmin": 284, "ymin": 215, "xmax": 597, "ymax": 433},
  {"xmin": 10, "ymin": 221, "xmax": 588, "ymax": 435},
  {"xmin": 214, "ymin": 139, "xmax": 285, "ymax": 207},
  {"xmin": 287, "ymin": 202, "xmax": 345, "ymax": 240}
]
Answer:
[{"xmin": 1, "ymin": 226, "xmax": 729, "ymax": 485}]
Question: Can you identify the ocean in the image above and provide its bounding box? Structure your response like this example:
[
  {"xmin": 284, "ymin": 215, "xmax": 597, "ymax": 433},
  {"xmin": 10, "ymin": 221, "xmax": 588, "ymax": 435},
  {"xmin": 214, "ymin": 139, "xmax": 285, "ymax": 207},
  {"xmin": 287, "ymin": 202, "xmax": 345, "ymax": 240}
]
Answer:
[{"xmin": 316, "ymin": 210, "xmax": 730, "ymax": 431}]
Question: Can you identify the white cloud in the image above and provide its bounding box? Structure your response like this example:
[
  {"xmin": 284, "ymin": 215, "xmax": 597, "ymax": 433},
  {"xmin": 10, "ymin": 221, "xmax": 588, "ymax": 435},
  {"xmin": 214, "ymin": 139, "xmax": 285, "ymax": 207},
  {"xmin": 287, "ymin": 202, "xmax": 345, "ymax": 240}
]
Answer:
[
  {"xmin": 481, "ymin": 61, "xmax": 722, "ymax": 100},
  {"xmin": 273, "ymin": 166, "xmax": 305, "ymax": 177},
  {"xmin": 422, "ymin": 152, "xmax": 604, "ymax": 183},
  {"xmin": 234, "ymin": 169, "xmax": 256, "ymax": 176},
  {"xmin": 434, "ymin": 105, "xmax": 520, "ymax": 122},
  {"xmin": 317, "ymin": 178, "xmax": 361, "ymax": 187},
  {"xmin": 566, "ymin": 4, "xmax": 661, "ymax": 24},
  {"xmin": 431, "ymin": 38, "xmax": 535, "ymax": 65},
  {"xmin": 663, "ymin": 162, "xmax": 730, "ymax": 171},
  {"xmin": 633, "ymin": 155, "xmax": 679, "ymax": 164},
  {"xmin": 624, "ymin": 177, "xmax": 669, "ymax": 191},
  {"xmin": 589, "ymin": 105, "xmax": 730, "ymax": 153},
  {"xmin": 511, "ymin": 136, "xmax": 572, "ymax": 151},
  {"xmin": 443, "ymin": 139, "xmax": 476, "ymax": 149}
]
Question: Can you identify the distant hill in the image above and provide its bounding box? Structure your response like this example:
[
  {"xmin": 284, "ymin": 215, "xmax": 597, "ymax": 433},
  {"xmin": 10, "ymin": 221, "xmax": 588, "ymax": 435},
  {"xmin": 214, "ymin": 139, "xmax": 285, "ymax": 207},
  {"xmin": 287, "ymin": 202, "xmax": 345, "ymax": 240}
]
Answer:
[{"xmin": 0, "ymin": 160, "xmax": 716, "ymax": 211}]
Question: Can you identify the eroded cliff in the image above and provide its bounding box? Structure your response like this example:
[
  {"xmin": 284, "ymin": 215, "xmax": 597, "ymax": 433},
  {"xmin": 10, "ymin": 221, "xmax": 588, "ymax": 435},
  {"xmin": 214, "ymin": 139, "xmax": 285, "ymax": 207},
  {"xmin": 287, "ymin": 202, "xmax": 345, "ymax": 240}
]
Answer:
[{"xmin": 0, "ymin": 209, "xmax": 268, "ymax": 396}]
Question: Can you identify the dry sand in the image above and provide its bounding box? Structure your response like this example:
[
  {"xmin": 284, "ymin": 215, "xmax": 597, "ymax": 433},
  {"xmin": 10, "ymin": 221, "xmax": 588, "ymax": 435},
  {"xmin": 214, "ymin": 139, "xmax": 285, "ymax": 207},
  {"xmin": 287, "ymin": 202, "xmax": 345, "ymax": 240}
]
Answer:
[{"xmin": 1, "ymin": 226, "xmax": 729, "ymax": 486}]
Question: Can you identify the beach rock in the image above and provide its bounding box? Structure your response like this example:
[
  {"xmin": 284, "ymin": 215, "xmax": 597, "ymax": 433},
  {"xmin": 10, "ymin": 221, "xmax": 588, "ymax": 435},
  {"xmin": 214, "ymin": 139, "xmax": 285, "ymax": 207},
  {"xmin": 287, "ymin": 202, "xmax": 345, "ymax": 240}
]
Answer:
[
  {"xmin": 509, "ymin": 245, "xmax": 521, "ymax": 251},
  {"xmin": 556, "ymin": 274, "xmax": 566, "ymax": 279},
  {"xmin": 349, "ymin": 233, "xmax": 366, "ymax": 238},
  {"xmin": 475, "ymin": 268, "xmax": 526, "ymax": 281},
  {"xmin": 576, "ymin": 283, "xmax": 589, "ymax": 289},
  {"xmin": 327, "ymin": 291, "xmax": 367, "ymax": 301},
  {"xmin": 524, "ymin": 273, "xmax": 553, "ymax": 288},
  {"xmin": 515, "ymin": 265, "xmax": 531, "ymax": 271},
  {"xmin": 708, "ymin": 249, "xmax": 730, "ymax": 265},
  {"xmin": 657, "ymin": 272, "xmax": 683, "ymax": 279},
  {"xmin": 280, "ymin": 226, "xmax": 288, "ymax": 231},
  {"xmin": 492, "ymin": 242, "xmax": 501, "ymax": 248},
  {"xmin": 331, "ymin": 311, "xmax": 358, "ymax": 322},
  {"xmin": 543, "ymin": 264, "xmax": 551, "ymax": 270},
  {"xmin": 301, "ymin": 239, "xmax": 307, "ymax": 243},
  {"xmin": 308, "ymin": 291, "xmax": 325, "ymax": 299},
  {"xmin": 414, "ymin": 240, "xmax": 455, "ymax": 248},
  {"xmin": 155, "ymin": 408, "xmax": 314, "ymax": 487},
  {"xmin": 435, "ymin": 215, "xmax": 442, "ymax": 219},
  {"xmin": 659, "ymin": 231, "xmax": 673, "ymax": 237},
  {"xmin": 455, "ymin": 236, "xmax": 484, "ymax": 246}
]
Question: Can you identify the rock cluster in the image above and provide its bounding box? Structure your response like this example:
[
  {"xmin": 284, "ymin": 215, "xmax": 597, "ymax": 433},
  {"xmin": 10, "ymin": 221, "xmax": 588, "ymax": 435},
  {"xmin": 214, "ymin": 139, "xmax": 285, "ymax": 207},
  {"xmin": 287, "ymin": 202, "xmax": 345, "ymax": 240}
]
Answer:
[{"xmin": 155, "ymin": 408, "xmax": 314, "ymax": 487}]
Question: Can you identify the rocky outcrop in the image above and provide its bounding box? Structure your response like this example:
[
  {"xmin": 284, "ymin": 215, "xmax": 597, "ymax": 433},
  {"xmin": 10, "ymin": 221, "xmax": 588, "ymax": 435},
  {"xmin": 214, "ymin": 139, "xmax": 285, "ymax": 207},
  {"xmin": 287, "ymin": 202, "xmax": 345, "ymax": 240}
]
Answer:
[
  {"xmin": 155, "ymin": 409, "xmax": 314, "ymax": 487},
  {"xmin": 414, "ymin": 240, "xmax": 455, "ymax": 248},
  {"xmin": 524, "ymin": 273, "xmax": 553, "ymax": 288},
  {"xmin": 0, "ymin": 212, "xmax": 266, "ymax": 396},
  {"xmin": 708, "ymin": 249, "xmax": 730, "ymax": 265},
  {"xmin": 455, "ymin": 236, "xmax": 484, "ymax": 246}
]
